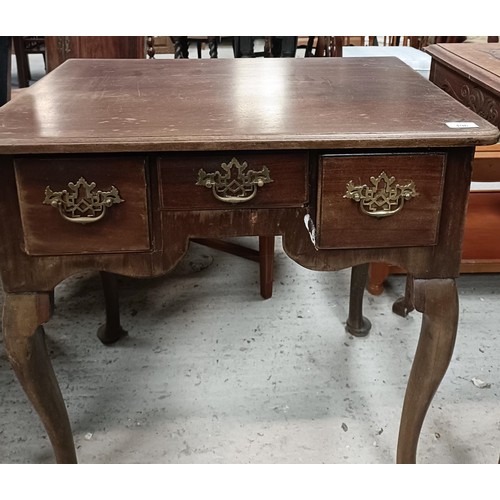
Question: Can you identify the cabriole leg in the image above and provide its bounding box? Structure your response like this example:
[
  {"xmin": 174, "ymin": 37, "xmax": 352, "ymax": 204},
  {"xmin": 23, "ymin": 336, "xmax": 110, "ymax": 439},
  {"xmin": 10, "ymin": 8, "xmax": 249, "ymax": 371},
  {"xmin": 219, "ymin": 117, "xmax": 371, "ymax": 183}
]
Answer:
[
  {"xmin": 97, "ymin": 271, "xmax": 127, "ymax": 345},
  {"xmin": 2, "ymin": 292, "xmax": 77, "ymax": 463},
  {"xmin": 397, "ymin": 278, "xmax": 458, "ymax": 463},
  {"xmin": 346, "ymin": 263, "xmax": 372, "ymax": 337}
]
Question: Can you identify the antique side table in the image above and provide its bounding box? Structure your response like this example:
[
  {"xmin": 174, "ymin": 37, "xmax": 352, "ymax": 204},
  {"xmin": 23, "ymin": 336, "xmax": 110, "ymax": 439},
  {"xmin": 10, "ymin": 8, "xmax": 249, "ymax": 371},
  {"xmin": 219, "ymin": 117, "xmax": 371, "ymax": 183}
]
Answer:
[{"xmin": 0, "ymin": 58, "xmax": 498, "ymax": 463}]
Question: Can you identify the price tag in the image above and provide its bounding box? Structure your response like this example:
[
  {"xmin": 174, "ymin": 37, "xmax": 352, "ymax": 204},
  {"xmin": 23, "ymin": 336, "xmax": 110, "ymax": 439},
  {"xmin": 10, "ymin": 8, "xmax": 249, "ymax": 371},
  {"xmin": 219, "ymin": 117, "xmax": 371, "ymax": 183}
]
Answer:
[{"xmin": 446, "ymin": 122, "xmax": 479, "ymax": 128}]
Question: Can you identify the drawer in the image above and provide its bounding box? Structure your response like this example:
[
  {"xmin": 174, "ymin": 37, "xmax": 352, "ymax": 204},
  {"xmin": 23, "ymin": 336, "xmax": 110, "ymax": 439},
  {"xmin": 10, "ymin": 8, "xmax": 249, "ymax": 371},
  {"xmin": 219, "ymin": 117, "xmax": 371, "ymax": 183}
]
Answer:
[
  {"xmin": 14, "ymin": 157, "xmax": 150, "ymax": 256},
  {"xmin": 158, "ymin": 152, "xmax": 309, "ymax": 209},
  {"xmin": 315, "ymin": 153, "xmax": 446, "ymax": 249}
]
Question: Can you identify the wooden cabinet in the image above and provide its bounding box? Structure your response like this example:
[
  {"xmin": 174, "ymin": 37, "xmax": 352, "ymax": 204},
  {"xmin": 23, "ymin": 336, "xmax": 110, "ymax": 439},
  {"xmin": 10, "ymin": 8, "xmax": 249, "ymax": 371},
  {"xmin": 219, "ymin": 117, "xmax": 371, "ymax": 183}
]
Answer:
[
  {"xmin": 45, "ymin": 36, "xmax": 147, "ymax": 72},
  {"xmin": 152, "ymin": 36, "xmax": 175, "ymax": 54}
]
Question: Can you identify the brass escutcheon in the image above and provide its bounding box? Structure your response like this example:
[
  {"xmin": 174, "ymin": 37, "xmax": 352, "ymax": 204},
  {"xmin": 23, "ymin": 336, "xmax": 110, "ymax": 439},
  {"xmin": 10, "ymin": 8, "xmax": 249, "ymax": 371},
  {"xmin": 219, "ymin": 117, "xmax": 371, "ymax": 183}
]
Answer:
[
  {"xmin": 196, "ymin": 157, "xmax": 273, "ymax": 204},
  {"xmin": 43, "ymin": 177, "xmax": 124, "ymax": 224},
  {"xmin": 344, "ymin": 171, "xmax": 417, "ymax": 218}
]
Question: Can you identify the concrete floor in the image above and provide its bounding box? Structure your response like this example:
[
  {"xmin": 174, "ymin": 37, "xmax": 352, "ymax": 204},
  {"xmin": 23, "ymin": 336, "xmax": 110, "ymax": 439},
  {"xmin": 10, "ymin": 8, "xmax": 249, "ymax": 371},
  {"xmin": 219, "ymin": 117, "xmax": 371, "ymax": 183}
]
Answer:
[
  {"xmin": 0, "ymin": 238, "xmax": 499, "ymax": 464},
  {"xmin": 1, "ymin": 39, "xmax": 499, "ymax": 464}
]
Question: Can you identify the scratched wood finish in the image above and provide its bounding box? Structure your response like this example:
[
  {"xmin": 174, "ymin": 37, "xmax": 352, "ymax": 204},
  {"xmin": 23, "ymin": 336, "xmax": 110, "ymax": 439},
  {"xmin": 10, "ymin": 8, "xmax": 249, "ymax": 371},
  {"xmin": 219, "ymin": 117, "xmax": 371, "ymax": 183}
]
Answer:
[{"xmin": 0, "ymin": 58, "xmax": 498, "ymax": 154}]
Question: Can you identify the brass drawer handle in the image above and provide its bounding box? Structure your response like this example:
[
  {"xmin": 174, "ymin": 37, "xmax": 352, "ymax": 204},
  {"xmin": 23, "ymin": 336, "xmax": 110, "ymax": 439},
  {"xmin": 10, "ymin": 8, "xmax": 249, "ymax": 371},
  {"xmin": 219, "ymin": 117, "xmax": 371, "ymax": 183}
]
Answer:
[
  {"xmin": 196, "ymin": 157, "xmax": 273, "ymax": 204},
  {"xmin": 344, "ymin": 171, "xmax": 417, "ymax": 218},
  {"xmin": 43, "ymin": 177, "xmax": 124, "ymax": 224}
]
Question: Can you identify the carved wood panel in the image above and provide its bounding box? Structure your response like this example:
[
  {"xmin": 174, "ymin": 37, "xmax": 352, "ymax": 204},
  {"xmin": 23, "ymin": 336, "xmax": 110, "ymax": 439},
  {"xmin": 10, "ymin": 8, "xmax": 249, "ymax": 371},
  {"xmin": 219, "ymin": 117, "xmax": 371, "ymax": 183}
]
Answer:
[{"xmin": 432, "ymin": 64, "xmax": 499, "ymax": 128}]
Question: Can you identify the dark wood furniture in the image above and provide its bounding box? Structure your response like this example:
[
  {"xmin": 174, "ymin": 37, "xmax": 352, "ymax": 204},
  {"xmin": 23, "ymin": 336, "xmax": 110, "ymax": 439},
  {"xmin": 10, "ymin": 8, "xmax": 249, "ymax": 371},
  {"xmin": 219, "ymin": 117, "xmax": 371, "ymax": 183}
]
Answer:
[
  {"xmin": 0, "ymin": 36, "xmax": 11, "ymax": 105},
  {"xmin": 0, "ymin": 58, "xmax": 498, "ymax": 464},
  {"xmin": 12, "ymin": 36, "xmax": 46, "ymax": 88},
  {"xmin": 168, "ymin": 36, "xmax": 276, "ymax": 297},
  {"xmin": 308, "ymin": 36, "xmax": 427, "ymax": 58},
  {"xmin": 426, "ymin": 43, "xmax": 499, "ymax": 130},
  {"xmin": 424, "ymin": 42, "xmax": 500, "ymax": 275},
  {"xmin": 152, "ymin": 36, "xmax": 175, "ymax": 55},
  {"xmin": 42, "ymin": 37, "xmax": 273, "ymax": 297},
  {"xmin": 42, "ymin": 36, "xmax": 274, "ymax": 296},
  {"xmin": 368, "ymin": 43, "xmax": 500, "ymax": 295},
  {"xmin": 170, "ymin": 36, "xmax": 219, "ymax": 59},
  {"xmin": 232, "ymin": 37, "xmax": 298, "ymax": 58},
  {"xmin": 44, "ymin": 36, "xmax": 147, "ymax": 72}
]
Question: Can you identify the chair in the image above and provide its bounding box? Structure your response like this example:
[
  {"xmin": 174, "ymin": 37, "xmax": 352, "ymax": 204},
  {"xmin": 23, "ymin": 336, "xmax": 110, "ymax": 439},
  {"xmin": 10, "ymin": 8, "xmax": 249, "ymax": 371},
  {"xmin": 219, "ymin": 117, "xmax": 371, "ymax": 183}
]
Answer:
[
  {"xmin": 232, "ymin": 37, "xmax": 298, "ymax": 58},
  {"xmin": 0, "ymin": 36, "xmax": 11, "ymax": 106},
  {"xmin": 305, "ymin": 36, "xmax": 431, "ymax": 58},
  {"xmin": 12, "ymin": 36, "xmax": 46, "ymax": 88},
  {"xmin": 170, "ymin": 36, "xmax": 219, "ymax": 59}
]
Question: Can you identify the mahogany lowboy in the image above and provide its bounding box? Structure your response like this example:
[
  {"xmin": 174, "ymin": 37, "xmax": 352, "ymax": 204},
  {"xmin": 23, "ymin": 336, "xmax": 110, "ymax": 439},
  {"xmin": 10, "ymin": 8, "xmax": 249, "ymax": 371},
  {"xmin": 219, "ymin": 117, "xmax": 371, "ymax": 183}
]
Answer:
[{"xmin": 0, "ymin": 58, "xmax": 498, "ymax": 463}]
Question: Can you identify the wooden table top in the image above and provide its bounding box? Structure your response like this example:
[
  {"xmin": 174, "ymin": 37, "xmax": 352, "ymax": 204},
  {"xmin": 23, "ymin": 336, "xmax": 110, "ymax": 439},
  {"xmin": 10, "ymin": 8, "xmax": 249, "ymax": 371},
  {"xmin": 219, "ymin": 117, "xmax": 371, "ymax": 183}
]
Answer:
[
  {"xmin": 425, "ymin": 43, "xmax": 500, "ymax": 97},
  {"xmin": 0, "ymin": 57, "xmax": 498, "ymax": 154}
]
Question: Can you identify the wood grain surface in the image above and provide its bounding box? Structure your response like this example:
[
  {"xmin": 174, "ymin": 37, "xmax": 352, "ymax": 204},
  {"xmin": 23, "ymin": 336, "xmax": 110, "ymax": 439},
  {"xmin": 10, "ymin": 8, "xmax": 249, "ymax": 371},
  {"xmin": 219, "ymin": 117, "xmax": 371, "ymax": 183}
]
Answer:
[{"xmin": 0, "ymin": 58, "xmax": 497, "ymax": 153}]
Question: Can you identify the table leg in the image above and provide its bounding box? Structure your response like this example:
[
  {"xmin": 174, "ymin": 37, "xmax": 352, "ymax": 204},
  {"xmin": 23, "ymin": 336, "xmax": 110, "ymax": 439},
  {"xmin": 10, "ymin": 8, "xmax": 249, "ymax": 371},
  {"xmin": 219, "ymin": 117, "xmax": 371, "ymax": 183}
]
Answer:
[
  {"xmin": 2, "ymin": 292, "xmax": 77, "ymax": 463},
  {"xmin": 392, "ymin": 274, "xmax": 415, "ymax": 318},
  {"xmin": 207, "ymin": 37, "xmax": 218, "ymax": 58},
  {"xmin": 172, "ymin": 37, "xmax": 189, "ymax": 59},
  {"xmin": 397, "ymin": 278, "xmax": 458, "ymax": 463},
  {"xmin": 345, "ymin": 263, "xmax": 372, "ymax": 336},
  {"xmin": 12, "ymin": 37, "xmax": 31, "ymax": 88},
  {"xmin": 0, "ymin": 36, "xmax": 11, "ymax": 106},
  {"xmin": 272, "ymin": 36, "xmax": 298, "ymax": 57},
  {"xmin": 234, "ymin": 37, "xmax": 254, "ymax": 58},
  {"xmin": 97, "ymin": 271, "xmax": 127, "ymax": 345},
  {"xmin": 259, "ymin": 235, "xmax": 274, "ymax": 299},
  {"xmin": 367, "ymin": 262, "xmax": 390, "ymax": 296}
]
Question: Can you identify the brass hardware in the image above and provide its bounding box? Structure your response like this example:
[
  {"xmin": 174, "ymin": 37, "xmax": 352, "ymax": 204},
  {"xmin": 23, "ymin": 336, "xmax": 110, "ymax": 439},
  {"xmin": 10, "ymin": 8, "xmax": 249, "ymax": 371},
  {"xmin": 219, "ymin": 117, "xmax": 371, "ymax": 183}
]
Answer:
[
  {"xmin": 344, "ymin": 171, "xmax": 417, "ymax": 218},
  {"xmin": 196, "ymin": 157, "xmax": 273, "ymax": 204},
  {"xmin": 43, "ymin": 177, "xmax": 124, "ymax": 224}
]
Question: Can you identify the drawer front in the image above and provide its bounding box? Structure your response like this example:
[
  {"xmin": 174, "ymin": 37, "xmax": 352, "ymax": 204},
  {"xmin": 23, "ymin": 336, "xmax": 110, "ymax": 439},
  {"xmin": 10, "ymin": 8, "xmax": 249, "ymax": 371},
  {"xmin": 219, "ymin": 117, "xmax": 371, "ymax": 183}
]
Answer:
[
  {"xmin": 158, "ymin": 152, "xmax": 309, "ymax": 210},
  {"xmin": 315, "ymin": 153, "xmax": 446, "ymax": 249},
  {"xmin": 14, "ymin": 157, "xmax": 150, "ymax": 256}
]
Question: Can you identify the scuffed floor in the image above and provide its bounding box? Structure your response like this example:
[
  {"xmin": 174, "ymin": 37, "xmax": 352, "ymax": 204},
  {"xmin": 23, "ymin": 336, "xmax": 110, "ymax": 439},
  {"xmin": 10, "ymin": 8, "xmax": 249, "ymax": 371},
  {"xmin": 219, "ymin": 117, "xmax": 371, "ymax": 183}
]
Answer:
[{"xmin": 0, "ymin": 237, "xmax": 498, "ymax": 463}]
